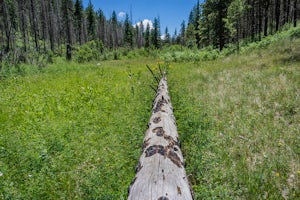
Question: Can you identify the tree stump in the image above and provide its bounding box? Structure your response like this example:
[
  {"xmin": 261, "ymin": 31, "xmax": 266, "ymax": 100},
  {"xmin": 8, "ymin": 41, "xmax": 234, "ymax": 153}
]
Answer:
[{"xmin": 128, "ymin": 76, "xmax": 193, "ymax": 200}]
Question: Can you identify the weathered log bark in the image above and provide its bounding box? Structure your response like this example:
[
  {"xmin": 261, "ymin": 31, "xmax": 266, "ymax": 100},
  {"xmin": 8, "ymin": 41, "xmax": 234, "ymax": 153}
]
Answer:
[{"xmin": 128, "ymin": 77, "xmax": 193, "ymax": 200}]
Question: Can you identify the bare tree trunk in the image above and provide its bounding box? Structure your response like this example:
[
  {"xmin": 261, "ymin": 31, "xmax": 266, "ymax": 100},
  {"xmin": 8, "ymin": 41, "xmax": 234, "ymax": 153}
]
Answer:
[
  {"xmin": 0, "ymin": 0, "xmax": 3, "ymax": 38},
  {"xmin": 128, "ymin": 77, "xmax": 193, "ymax": 200},
  {"xmin": 55, "ymin": 0, "xmax": 63, "ymax": 54},
  {"xmin": 40, "ymin": 0, "xmax": 48, "ymax": 52},
  {"xmin": 30, "ymin": 0, "xmax": 39, "ymax": 51},
  {"xmin": 251, "ymin": 0, "xmax": 255, "ymax": 41},
  {"xmin": 47, "ymin": 0, "xmax": 55, "ymax": 52},
  {"xmin": 2, "ymin": 0, "xmax": 10, "ymax": 53},
  {"xmin": 18, "ymin": 0, "xmax": 27, "ymax": 52},
  {"xmin": 258, "ymin": 0, "xmax": 262, "ymax": 40},
  {"xmin": 264, "ymin": 0, "xmax": 270, "ymax": 36},
  {"xmin": 275, "ymin": 0, "xmax": 281, "ymax": 31},
  {"xmin": 294, "ymin": 0, "xmax": 298, "ymax": 27},
  {"xmin": 62, "ymin": 0, "xmax": 72, "ymax": 61},
  {"xmin": 287, "ymin": 0, "xmax": 291, "ymax": 23},
  {"xmin": 0, "ymin": 0, "xmax": 3, "ymax": 67}
]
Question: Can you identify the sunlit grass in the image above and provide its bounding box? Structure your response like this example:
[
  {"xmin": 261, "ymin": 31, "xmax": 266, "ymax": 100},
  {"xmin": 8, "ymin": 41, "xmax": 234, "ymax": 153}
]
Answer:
[
  {"xmin": 0, "ymin": 58, "xmax": 159, "ymax": 199},
  {"xmin": 0, "ymin": 34, "xmax": 299, "ymax": 199},
  {"xmin": 169, "ymin": 37, "xmax": 300, "ymax": 199}
]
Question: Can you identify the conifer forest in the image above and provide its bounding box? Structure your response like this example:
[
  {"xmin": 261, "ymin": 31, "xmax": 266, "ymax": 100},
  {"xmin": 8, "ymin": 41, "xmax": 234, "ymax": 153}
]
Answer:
[{"xmin": 0, "ymin": 0, "xmax": 299, "ymax": 63}]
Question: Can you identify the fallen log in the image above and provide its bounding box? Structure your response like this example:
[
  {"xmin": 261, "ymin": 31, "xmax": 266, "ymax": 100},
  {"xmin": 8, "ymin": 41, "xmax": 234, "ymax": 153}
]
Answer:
[{"xmin": 128, "ymin": 76, "xmax": 193, "ymax": 200}]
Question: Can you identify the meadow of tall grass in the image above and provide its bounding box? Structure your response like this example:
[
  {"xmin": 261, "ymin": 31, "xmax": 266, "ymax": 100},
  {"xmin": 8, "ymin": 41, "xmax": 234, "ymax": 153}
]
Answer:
[{"xmin": 0, "ymin": 27, "xmax": 299, "ymax": 199}]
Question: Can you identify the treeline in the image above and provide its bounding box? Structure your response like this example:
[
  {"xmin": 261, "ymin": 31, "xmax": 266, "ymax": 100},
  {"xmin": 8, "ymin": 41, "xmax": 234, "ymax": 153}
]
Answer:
[
  {"xmin": 0, "ymin": 0, "xmax": 299, "ymax": 64},
  {"xmin": 186, "ymin": 0, "xmax": 300, "ymax": 50},
  {"xmin": 0, "ymin": 0, "xmax": 163, "ymax": 63}
]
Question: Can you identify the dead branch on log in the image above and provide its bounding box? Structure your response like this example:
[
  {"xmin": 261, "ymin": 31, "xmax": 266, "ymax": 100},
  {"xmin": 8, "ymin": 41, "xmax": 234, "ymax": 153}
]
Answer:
[{"xmin": 146, "ymin": 64, "xmax": 160, "ymax": 84}]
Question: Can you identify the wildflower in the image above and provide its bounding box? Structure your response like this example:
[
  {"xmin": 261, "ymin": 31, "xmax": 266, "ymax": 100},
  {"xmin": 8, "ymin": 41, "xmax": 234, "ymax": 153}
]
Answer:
[
  {"xmin": 263, "ymin": 153, "xmax": 268, "ymax": 158},
  {"xmin": 275, "ymin": 172, "xmax": 280, "ymax": 177},
  {"xmin": 297, "ymin": 170, "xmax": 300, "ymax": 175},
  {"xmin": 278, "ymin": 141, "xmax": 283, "ymax": 147},
  {"xmin": 0, "ymin": 172, "xmax": 3, "ymax": 177}
]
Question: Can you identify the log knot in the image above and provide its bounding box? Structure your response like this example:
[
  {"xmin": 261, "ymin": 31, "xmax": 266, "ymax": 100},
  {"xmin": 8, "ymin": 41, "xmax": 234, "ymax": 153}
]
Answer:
[
  {"xmin": 152, "ymin": 127, "xmax": 165, "ymax": 136},
  {"xmin": 144, "ymin": 145, "xmax": 183, "ymax": 168},
  {"xmin": 153, "ymin": 97, "xmax": 168, "ymax": 113},
  {"xmin": 153, "ymin": 117, "xmax": 161, "ymax": 124}
]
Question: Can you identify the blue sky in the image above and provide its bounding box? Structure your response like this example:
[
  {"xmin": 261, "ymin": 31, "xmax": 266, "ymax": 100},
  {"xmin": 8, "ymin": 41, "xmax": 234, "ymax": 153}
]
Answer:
[{"xmin": 82, "ymin": 0, "xmax": 202, "ymax": 35}]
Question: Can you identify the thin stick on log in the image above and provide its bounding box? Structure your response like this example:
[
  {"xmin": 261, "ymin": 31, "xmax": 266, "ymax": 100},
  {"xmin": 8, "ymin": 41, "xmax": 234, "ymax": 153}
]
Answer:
[
  {"xmin": 146, "ymin": 64, "xmax": 160, "ymax": 84},
  {"xmin": 149, "ymin": 85, "xmax": 158, "ymax": 93},
  {"xmin": 128, "ymin": 76, "xmax": 193, "ymax": 200},
  {"xmin": 158, "ymin": 64, "xmax": 163, "ymax": 77}
]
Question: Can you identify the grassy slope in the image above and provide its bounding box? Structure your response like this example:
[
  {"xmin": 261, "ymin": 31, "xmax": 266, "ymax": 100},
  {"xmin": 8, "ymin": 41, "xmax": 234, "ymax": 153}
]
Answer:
[
  {"xmin": 0, "ymin": 29, "xmax": 299, "ymax": 199},
  {"xmin": 169, "ymin": 36, "xmax": 300, "ymax": 199}
]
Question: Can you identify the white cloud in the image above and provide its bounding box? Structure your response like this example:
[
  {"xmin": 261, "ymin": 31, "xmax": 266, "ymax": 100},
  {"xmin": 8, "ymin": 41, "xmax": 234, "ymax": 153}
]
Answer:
[
  {"xmin": 134, "ymin": 19, "xmax": 153, "ymax": 30},
  {"xmin": 160, "ymin": 34, "xmax": 166, "ymax": 40},
  {"xmin": 118, "ymin": 12, "xmax": 126, "ymax": 18}
]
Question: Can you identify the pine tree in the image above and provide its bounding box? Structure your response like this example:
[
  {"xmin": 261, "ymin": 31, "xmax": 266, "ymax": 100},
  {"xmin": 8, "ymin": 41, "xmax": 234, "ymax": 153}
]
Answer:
[
  {"xmin": 224, "ymin": 0, "xmax": 246, "ymax": 51},
  {"xmin": 186, "ymin": 23, "xmax": 196, "ymax": 48},
  {"xmin": 199, "ymin": 0, "xmax": 217, "ymax": 48},
  {"xmin": 124, "ymin": 13, "xmax": 133, "ymax": 48},
  {"xmin": 218, "ymin": 0, "xmax": 232, "ymax": 50},
  {"xmin": 86, "ymin": 0, "xmax": 96, "ymax": 41},
  {"xmin": 96, "ymin": 9, "xmax": 106, "ymax": 44},
  {"xmin": 151, "ymin": 17, "xmax": 161, "ymax": 48},
  {"xmin": 199, "ymin": 0, "xmax": 232, "ymax": 50},
  {"xmin": 180, "ymin": 21, "xmax": 186, "ymax": 46},
  {"xmin": 74, "ymin": 0, "xmax": 84, "ymax": 44},
  {"xmin": 110, "ymin": 11, "xmax": 118, "ymax": 49},
  {"xmin": 172, "ymin": 29, "xmax": 177, "ymax": 44},
  {"xmin": 187, "ymin": 1, "xmax": 201, "ymax": 48},
  {"xmin": 163, "ymin": 27, "xmax": 171, "ymax": 45},
  {"xmin": 195, "ymin": 0, "xmax": 201, "ymax": 48}
]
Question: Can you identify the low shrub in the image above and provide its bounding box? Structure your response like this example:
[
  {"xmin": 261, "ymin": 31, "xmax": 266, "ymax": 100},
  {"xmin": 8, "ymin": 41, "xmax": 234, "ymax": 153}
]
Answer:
[{"xmin": 74, "ymin": 40, "xmax": 104, "ymax": 63}]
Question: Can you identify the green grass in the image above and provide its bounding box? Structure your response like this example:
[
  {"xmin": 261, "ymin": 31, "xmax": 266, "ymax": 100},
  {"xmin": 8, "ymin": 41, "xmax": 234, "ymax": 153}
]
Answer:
[
  {"xmin": 1, "ymin": 30, "xmax": 300, "ymax": 199},
  {"xmin": 169, "ymin": 36, "xmax": 300, "ymax": 199},
  {"xmin": 0, "ymin": 58, "xmax": 159, "ymax": 199}
]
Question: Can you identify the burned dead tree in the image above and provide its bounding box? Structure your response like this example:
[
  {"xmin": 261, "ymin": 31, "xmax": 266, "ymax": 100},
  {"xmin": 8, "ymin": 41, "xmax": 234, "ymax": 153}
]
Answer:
[{"xmin": 128, "ymin": 76, "xmax": 193, "ymax": 200}]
